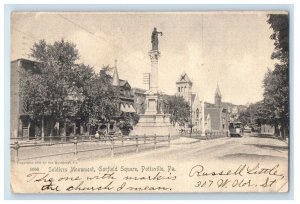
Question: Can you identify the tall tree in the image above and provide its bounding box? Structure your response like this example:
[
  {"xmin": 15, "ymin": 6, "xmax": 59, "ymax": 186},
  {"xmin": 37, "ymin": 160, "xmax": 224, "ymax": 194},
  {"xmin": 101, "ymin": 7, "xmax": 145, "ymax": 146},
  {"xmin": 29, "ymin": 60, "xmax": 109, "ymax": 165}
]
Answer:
[
  {"xmin": 267, "ymin": 14, "xmax": 289, "ymax": 64},
  {"xmin": 19, "ymin": 67, "xmax": 47, "ymax": 120},
  {"xmin": 238, "ymin": 109, "xmax": 251, "ymax": 128},
  {"xmin": 264, "ymin": 14, "xmax": 289, "ymax": 137},
  {"xmin": 238, "ymin": 101, "xmax": 267, "ymax": 130},
  {"xmin": 87, "ymin": 66, "xmax": 121, "ymax": 124},
  {"xmin": 72, "ymin": 63, "xmax": 95, "ymax": 125},
  {"xmin": 263, "ymin": 65, "xmax": 289, "ymax": 137},
  {"xmin": 21, "ymin": 39, "xmax": 123, "ymax": 138},
  {"xmin": 165, "ymin": 95, "xmax": 190, "ymax": 126},
  {"xmin": 21, "ymin": 39, "xmax": 83, "ymax": 138}
]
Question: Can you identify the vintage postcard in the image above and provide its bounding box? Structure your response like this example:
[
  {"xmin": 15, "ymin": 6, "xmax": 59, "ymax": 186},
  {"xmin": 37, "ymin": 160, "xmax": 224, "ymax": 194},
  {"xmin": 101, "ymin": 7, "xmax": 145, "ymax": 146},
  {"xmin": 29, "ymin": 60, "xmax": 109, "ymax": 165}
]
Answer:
[{"xmin": 10, "ymin": 11, "xmax": 289, "ymax": 193}]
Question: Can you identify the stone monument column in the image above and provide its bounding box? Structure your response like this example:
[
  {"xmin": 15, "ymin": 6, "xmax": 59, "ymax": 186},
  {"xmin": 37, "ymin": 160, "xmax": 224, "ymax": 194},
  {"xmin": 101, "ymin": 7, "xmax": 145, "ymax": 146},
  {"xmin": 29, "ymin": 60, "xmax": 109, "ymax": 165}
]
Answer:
[
  {"xmin": 149, "ymin": 50, "xmax": 160, "ymax": 93},
  {"xmin": 144, "ymin": 50, "xmax": 160, "ymax": 115},
  {"xmin": 144, "ymin": 27, "xmax": 163, "ymax": 115},
  {"xmin": 129, "ymin": 27, "xmax": 178, "ymax": 138}
]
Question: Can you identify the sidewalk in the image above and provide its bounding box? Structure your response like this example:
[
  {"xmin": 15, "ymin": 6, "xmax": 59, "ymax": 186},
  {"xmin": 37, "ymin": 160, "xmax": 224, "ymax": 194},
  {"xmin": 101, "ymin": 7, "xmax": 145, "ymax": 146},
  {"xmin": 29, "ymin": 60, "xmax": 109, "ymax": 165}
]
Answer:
[
  {"xmin": 250, "ymin": 133, "xmax": 289, "ymax": 144},
  {"xmin": 171, "ymin": 136, "xmax": 200, "ymax": 145}
]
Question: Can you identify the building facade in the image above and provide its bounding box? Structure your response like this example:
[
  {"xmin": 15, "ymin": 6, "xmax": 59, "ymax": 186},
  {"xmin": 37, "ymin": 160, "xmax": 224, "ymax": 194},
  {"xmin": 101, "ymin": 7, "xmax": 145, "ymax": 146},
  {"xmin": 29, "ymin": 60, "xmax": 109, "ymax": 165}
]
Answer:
[
  {"xmin": 131, "ymin": 88, "xmax": 147, "ymax": 114},
  {"xmin": 204, "ymin": 84, "xmax": 229, "ymax": 132},
  {"xmin": 11, "ymin": 59, "xmax": 41, "ymax": 139},
  {"xmin": 175, "ymin": 72, "xmax": 202, "ymax": 132},
  {"xmin": 111, "ymin": 65, "xmax": 135, "ymax": 113},
  {"xmin": 11, "ymin": 58, "xmax": 138, "ymax": 139},
  {"xmin": 11, "ymin": 58, "xmax": 88, "ymax": 140}
]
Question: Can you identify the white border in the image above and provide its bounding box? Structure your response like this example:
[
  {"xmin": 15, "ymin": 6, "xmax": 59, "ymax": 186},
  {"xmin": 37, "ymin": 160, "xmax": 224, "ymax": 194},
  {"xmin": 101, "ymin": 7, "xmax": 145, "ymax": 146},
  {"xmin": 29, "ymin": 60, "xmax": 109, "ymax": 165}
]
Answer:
[{"xmin": 1, "ymin": 0, "xmax": 299, "ymax": 203}]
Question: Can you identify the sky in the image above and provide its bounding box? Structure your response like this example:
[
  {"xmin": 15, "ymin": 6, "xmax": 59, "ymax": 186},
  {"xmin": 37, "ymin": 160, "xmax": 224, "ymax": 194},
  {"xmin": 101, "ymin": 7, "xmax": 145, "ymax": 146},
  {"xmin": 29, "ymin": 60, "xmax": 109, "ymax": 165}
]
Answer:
[{"xmin": 11, "ymin": 12, "xmax": 279, "ymax": 105}]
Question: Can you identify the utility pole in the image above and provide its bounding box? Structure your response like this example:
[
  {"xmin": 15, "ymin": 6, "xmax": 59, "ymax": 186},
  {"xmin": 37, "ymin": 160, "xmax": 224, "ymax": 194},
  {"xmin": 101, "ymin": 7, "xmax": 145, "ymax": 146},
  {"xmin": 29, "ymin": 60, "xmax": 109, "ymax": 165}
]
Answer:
[{"xmin": 143, "ymin": 73, "xmax": 151, "ymax": 90}]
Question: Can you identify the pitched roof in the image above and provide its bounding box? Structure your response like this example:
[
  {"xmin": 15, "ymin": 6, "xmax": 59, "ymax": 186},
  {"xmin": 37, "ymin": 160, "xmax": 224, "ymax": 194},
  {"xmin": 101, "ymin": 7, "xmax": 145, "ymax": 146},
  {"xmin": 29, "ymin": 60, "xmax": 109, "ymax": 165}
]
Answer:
[
  {"xmin": 112, "ymin": 67, "xmax": 120, "ymax": 86},
  {"xmin": 11, "ymin": 58, "xmax": 38, "ymax": 64},
  {"xmin": 215, "ymin": 83, "xmax": 222, "ymax": 97},
  {"xmin": 112, "ymin": 67, "xmax": 119, "ymax": 86},
  {"xmin": 191, "ymin": 93, "xmax": 200, "ymax": 107},
  {"xmin": 176, "ymin": 72, "xmax": 193, "ymax": 84},
  {"xmin": 119, "ymin": 79, "xmax": 131, "ymax": 88},
  {"xmin": 103, "ymin": 63, "xmax": 132, "ymax": 89}
]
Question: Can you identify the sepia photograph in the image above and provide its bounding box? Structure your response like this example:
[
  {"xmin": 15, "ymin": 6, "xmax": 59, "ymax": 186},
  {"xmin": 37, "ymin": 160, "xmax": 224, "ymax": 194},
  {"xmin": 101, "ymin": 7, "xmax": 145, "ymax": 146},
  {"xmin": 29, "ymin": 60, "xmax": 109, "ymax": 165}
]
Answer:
[{"xmin": 10, "ymin": 11, "xmax": 289, "ymax": 193}]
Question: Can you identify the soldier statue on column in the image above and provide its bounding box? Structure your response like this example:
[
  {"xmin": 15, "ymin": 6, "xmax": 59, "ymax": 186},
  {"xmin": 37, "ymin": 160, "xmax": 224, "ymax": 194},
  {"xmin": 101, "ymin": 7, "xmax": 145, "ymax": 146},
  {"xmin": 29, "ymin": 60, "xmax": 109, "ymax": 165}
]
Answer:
[{"xmin": 151, "ymin": 27, "xmax": 163, "ymax": 51}]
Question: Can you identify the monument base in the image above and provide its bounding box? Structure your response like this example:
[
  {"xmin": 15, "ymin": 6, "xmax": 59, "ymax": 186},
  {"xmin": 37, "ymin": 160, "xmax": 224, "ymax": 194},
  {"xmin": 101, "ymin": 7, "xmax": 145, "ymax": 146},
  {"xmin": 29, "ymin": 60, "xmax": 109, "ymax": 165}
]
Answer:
[{"xmin": 130, "ymin": 114, "xmax": 179, "ymax": 139}]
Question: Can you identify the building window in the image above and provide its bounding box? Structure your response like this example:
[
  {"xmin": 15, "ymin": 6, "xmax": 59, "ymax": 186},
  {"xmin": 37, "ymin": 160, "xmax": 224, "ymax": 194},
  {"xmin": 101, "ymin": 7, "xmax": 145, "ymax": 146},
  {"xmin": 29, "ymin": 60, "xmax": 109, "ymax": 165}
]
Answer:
[
  {"xmin": 196, "ymin": 108, "xmax": 199, "ymax": 119},
  {"xmin": 178, "ymin": 87, "xmax": 180, "ymax": 92}
]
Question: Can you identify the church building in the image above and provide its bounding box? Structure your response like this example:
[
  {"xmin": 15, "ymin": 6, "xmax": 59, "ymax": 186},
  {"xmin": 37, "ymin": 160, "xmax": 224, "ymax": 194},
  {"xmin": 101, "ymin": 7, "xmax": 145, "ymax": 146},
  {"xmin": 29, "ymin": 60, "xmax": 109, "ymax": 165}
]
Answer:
[
  {"xmin": 204, "ymin": 84, "xmax": 229, "ymax": 132},
  {"xmin": 176, "ymin": 72, "xmax": 202, "ymax": 133}
]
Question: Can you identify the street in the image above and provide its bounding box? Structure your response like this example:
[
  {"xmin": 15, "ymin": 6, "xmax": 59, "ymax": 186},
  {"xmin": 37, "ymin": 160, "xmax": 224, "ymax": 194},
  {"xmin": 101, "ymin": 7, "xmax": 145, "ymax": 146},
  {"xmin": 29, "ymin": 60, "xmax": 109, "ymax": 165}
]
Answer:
[
  {"xmin": 117, "ymin": 133, "xmax": 288, "ymax": 164},
  {"xmin": 12, "ymin": 133, "xmax": 288, "ymax": 165}
]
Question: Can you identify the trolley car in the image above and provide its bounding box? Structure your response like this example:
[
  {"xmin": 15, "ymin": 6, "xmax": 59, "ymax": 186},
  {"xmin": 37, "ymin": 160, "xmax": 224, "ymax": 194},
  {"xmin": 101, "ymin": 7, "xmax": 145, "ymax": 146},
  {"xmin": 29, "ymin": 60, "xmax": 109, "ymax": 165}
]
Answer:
[{"xmin": 228, "ymin": 121, "xmax": 243, "ymax": 137}]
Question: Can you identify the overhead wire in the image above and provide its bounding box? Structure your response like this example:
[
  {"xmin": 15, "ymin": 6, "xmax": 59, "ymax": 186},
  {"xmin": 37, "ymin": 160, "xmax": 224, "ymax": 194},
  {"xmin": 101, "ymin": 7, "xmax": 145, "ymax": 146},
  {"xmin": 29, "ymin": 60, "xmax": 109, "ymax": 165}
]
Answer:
[{"xmin": 57, "ymin": 14, "xmax": 150, "ymax": 68}]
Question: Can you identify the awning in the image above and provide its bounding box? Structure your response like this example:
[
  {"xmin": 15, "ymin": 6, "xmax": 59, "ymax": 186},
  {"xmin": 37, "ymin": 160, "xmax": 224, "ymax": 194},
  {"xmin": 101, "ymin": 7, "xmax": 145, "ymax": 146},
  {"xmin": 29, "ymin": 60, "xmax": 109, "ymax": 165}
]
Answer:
[
  {"xmin": 128, "ymin": 105, "xmax": 136, "ymax": 113},
  {"xmin": 120, "ymin": 104, "xmax": 136, "ymax": 113},
  {"xmin": 120, "ymin": 104, "xmax": 127, "ymax": 112}
]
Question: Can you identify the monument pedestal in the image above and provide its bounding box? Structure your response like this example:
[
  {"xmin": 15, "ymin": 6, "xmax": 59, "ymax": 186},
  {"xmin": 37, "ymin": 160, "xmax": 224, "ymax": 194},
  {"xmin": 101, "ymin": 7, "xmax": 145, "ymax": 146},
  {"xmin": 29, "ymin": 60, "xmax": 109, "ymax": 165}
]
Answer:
[
  {"xmin": 130, "ymin": 113, "xmax": 179, "ymax": 139},
  {"xmin": 130, "ymin": 93, "xmax": 179, "ymax": 138}
]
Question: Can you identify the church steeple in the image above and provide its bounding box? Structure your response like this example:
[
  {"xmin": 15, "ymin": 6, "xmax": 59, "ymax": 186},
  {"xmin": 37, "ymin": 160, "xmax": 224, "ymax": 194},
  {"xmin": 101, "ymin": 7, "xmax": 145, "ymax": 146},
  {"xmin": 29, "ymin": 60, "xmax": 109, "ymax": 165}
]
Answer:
[
  {"xmin": 176, "ymin": 72, "xmax": 193, "ymax": 104},
  {"xmin": 214, "ymin": 83, "xmax": 222, "ymax": 107},
  {"xmin": 112, "ymin": 59, "xmax": 120, "ymax": 86}
]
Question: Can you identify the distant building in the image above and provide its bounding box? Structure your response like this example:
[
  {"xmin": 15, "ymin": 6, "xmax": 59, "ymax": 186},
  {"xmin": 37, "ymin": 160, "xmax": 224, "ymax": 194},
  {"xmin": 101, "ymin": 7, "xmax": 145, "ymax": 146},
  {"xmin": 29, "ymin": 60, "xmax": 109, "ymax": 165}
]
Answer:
[
  {"xmin": 204, "ymin": 84, "xmax": 247, "ymax": 132},
  {"xmin": 11, "ymin": 58, "xmax": 87, "ymax": 139},
  {"xmin": 11, "ymin": 58, "xmax": 41, "ymax": 139},
  {"xmin": 11, "ymin": 58, "xmax": 138, "ymax": 140},
  {"xmin": 176, "ymin": 72, "xmax": 202, "ymax": 132},
  {"xmin": 204, "ymin": 104, "xmax": 228, "ymax": 132},
  {"xmin": 176, "ymin": 72, "xmax": 193, "ymax": 104},
  {"xmin": 111, "ymin": 65, "xmax": 135, "ymax": 113},
  {"xmin": 204, "ymin": 84, "xmax": 229, "ymax": 132},
  {"xmin": 221, "ymin": 102, "xmax": 247, "ymax": 122},
  {"xmin": 214, "ymin": 83, "xmax": 222, "ymax": 107},
  {"xmin": 131, "ymin": 88, "xmax": 147, "ymax": 114}
]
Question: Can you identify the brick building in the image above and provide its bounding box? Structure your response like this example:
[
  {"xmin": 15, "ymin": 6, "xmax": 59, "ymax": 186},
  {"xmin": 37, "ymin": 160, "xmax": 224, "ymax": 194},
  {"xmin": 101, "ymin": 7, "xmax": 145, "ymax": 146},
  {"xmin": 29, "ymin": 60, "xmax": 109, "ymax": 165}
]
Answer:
[
  {"xmin": 11, "ymin": 58, "xmax": 41, "ymax": 139},
  {"xmin": 11, "ymin": 58, "xmax": 87, "ymax": 140},
  {"xmin": 204, "ymin": 84, "xmax": 229, "ymax": 132}
]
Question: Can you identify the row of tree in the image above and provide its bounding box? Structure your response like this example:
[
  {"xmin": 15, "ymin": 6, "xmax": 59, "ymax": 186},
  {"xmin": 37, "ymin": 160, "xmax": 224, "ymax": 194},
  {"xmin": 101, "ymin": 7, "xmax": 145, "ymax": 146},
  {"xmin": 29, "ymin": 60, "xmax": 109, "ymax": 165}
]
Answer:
[
  {"xmin": 238, "ymin": 14, "xmax": 289, "ymax": 138},
  {"xmin": 20, "ymin": 39, "xmax": 137, "ymax": 138}
]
